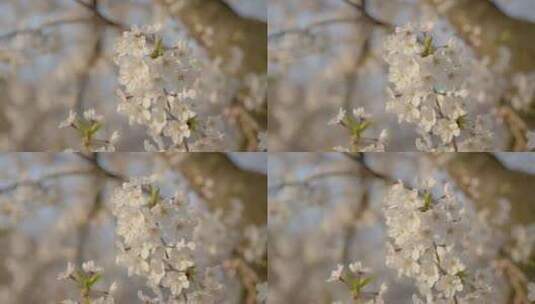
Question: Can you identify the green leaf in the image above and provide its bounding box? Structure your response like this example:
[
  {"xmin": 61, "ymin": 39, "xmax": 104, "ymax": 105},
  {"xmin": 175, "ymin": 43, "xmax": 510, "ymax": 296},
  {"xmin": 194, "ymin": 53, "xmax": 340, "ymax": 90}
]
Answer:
[
  {"xmin": 149, "ymin": 185, "xmax": 160, "ymax": 207},
  {"xmin": 150, "ymin": 37, "xmax": 165, "ymax": 59},
  {"xmin": 88, "ymin": 122, "xmax": 102, "ymax": 136},
  {"xmin": 187, "ymin": 116, "xmax": 198, "ymax": 132},
  {"xmin": 456, "ymin": 115, "xmax": 467, "ymax": 130},
  {"xmin": 350, "ymin": 120, "xmax": 371, "ymax": 139},
  {"xmin": 357, "ymin": 276, "xmax": 374, "ymax": 289},
  {"xmin": 419, "ymin": 192, "xmax": 433, "ymax": 212},
  {"xmin": 421, "ymin": 34, "xmax": 435, "ymax": 57},
  {"xmin": 350, "ymin": 276, "xmax": 374, "ymax": 295},
  {"xmin": 85, "ymin": 273, "xmax": 101, "ymax": 289}
]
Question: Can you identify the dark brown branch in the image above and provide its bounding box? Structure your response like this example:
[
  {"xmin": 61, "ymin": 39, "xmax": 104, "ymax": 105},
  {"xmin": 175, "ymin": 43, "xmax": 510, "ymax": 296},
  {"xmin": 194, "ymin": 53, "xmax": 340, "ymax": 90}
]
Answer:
[
  {"xmin": 341, "ymin": 0, "xmax": 393, "ymax": 29},
  {"xmin": 74, "ymin": 152, "xmax": 127, "ymax": 181},
  {"xmin": 72, "ymin": 0, "xmax": 127, "ymax": 30},
  {"xmin": 74, "ymin": 0, "xmax": 105, "ymax": 114},
  {"xmin": 343, "ymin": 153, "xmax": 395, "ymax": 183}
]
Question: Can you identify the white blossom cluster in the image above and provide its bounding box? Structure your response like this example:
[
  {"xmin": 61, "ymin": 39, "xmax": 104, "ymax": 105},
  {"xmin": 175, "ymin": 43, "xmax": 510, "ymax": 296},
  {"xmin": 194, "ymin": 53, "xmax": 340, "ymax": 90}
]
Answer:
[
  {"xmin": 110, "ymin": 176, "xmax": 202, "ymax": 302},
  {"xmin": 510, "ymin": 72, "xmax": 535, "ymax": 112},
  {"xmin": 508, "ymin": 224, "xmax": 535, "ymax": 264},
  {"xmin": 384, "ymin": 23, "xmax": 492, "ymax": 151},
  {"xmin": 327, "ymin": 261, "xmax": 387, "ymax": 304},
  {"xmin": 57, "ymin": 260, "xmax": 117, "ymax": 304},
  {"xmin": 329, "ymin": 107, "xmax": 388, "ymax": 152},
  {"xmin": 59, "ymin": 109, "xmax": 120, "ymax": 151},
  {"xmin": 384, "ymin": 179, "xmax": 500, "ymax": 303},
  {"xmin": 114, "ymin": 25, "xmax": 200, "ymax": 151}
]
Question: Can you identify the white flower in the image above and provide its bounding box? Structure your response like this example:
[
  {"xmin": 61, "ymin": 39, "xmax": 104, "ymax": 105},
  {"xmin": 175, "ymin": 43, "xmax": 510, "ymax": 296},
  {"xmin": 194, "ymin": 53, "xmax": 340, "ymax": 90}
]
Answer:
[
  {"xmin": 113, "ymin": 25, "xmax": 200, "ymax": 151},
  {"xmin": 57, "ymin": 262, "xmax": 75, "ymax": 280},
  {"xmin": 382, "ymin": 180, "xmax": 497, "ymax": 301},
  {"xmin": 59, "ymin": 110, "xmax": 77, "ymax": 129},
  {"xmin": 111, "ymin": 178, "xmax": 199, "ymax": 299},
  {"xmin": 176, "ymin": 239, "xmax": 196, "ymax": 251},
  {"xmin": 82, "ymin": 260, "xmax": 103, "ymax": 273},
  {"xmin": 162, "ymin": 272, "xmax": 190, "ymax": 295},
  {"xmin": 435, "ymin": 274, "xmax": 463, "ymax": 299},
  {"xmin": 375, "ymin": 283, "xmax": 388, "ymax": 304},
  {"xmin": 419, "ymin": 106, "xmax": 436, "ymax": 132},
  {"xmin": 349, "ymin": 261, "xmax": 370, "ymax": 274},
  {"xmin": 108, "ymin": 281, "xmax": 118, "ymax": 294},
  {"xmin": 383, "ymin": 22, "xmax": 491, "ymax": 151},
  {"xmin": 83, "ymin": 109, "xmax": 103, "ymax": 122},
  {"xmin": 353, "ymin": 107, "xmax": 370, "ymax": 120},
  {"xmin": 511, "ymin": 72, "xmax": 535, "ymax": 111},
  {"xmin": 110, "ymin": 131, "xmax": 120, "ymax": 145},
  {"xmin": 434, "ymin": 119, "xmax": 460, "ymax": 143},
  {"xmin": 328, "ymin": 108, "xmax": 346, "ymax": 125},
  {"xmin": 327, "ymin": 264, "xmax": 344, "ymax": 282}
]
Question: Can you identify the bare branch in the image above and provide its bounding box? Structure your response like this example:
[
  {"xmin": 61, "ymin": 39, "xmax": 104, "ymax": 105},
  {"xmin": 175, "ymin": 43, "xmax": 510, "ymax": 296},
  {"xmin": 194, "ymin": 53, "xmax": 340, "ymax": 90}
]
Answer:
[
  {"xmin": 340, "ymin": 0, "xmax": 393, "ymax": 29},
  {"xmin": 0, "ymin": 168, "xmax": 94, "ymax": 194},
  {"xmin": 0, "ymin": 17, "xmax": 93, "ymax": 41},
  {"xmin": 71, "ymin": 0, "xmax": 128, "ymax": 30},
  {"xmin": 269, "ymin": 170, "xmax": 361, "ymax": 192},
  {"xmin": 269, "ymin": 17, "xmax": 359, "ymax": 40}
]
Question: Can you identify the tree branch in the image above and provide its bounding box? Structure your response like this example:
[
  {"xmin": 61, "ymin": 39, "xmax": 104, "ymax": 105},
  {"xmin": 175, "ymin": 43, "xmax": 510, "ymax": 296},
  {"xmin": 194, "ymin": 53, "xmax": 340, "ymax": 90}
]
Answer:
[
  {"xmin": 71, "ymin": 0, "xmax": 127, "ymax": 30},
  {"xmin": 269, "ymin": 170, "xmax": 361, "ymax": 192},
  {"xmin": 431, "ymin": 153, "xmax": 535, "ymax": 226},
  {"xmin": 0, "ymin": 17, "xmax": 94, "ymax": 41},
  {"xmin": 425, "ymin": 0, "xmax": 535, "ymax": 73},
  {"xmin": 164, "ymin": 153, "xmax": 267, "ymax": 226},
  {"xmin": 156, "ymin": 0, "xmax": 267, "ymax": 150},
  {"xmin": 0, "ymin": 167, "xmax": 94, "ymax": 194}
]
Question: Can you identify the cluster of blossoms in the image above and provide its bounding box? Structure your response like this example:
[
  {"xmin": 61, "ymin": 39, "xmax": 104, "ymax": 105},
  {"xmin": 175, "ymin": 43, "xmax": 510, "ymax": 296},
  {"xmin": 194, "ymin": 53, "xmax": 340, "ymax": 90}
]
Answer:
[
  {"xmin": 508, "ymin": 224, "xmax": 535, "ymax": 264},
  {"xmin": 327, "ymin": 261, "xmax": 387, "ymax": 304},
  {"xmin": 59, "ymin": 109, "xmax": 119, "ymax": 151},
  {"xmin": 384, "ymin": 23, "xmax": 492, "ymax": 151},
  {"xmin": 383, "ymin": 179, "xmax": 501, "ymax": 303},
  {"xmin": 114, "ymin": 25, "xmax": 200, "ymax": 151},
  {"xmin": 328, "ymin": 107, "xmax": 388, "ymax": 152},
  {"xmin": 57, "ymin": 261, "xmax": 117, "ymax": 304},
  {"xmin": 111, "ymin": 176, "xmax": 203, "ymax": 302},
  {"xmin": 510, "ymin": 72, "xmax": 535, "ymax": 112}
]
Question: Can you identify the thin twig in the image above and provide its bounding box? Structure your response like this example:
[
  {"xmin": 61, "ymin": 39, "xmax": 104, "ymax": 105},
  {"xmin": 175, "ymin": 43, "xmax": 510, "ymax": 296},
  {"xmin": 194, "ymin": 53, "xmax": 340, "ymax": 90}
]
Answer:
[
  {"xmin": 0, "ymin": 18, "xmax": 93, "ymax": 41},
  {"xmin": 343, "ymin": 153, "xmax": 395, "ymax": 183},
  {"xmin": 269, "ymin": 17, "xmax": 359, "ymax": 40},
  {"xmin": 0, "ymin": 168, "xmax": 95, "ymax": 193},
  {"xmin": 341, "ymin": 0, "xmax": 393, "ymax": 29},
  {"xmin": 71, "ymin": 0, "xmax": 127, "ymax": 30},
  {"xmin": 269, "ymin": 170, "xmax": 361, "ymax": 191}
]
